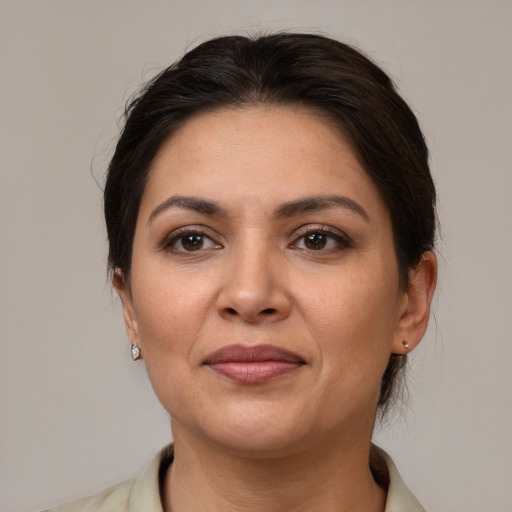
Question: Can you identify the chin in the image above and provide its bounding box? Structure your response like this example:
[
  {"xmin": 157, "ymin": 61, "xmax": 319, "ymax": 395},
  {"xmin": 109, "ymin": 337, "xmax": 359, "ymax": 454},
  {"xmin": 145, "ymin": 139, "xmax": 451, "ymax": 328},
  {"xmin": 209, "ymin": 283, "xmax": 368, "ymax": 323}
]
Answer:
[
  {"xmin": 211, "ymin": 428, "xmax": 305, "ymax": 458},
  {"xmin": 176, "ymin": 401, "xmax": 310, "ymax": 457}
]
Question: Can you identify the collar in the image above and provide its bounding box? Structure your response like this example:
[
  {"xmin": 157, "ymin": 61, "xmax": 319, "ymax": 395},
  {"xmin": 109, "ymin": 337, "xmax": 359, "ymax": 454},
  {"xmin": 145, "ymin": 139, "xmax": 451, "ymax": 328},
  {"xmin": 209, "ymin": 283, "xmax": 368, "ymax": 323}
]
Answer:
[{"xmin": 128, "ymin": 444, "xmax": 425, "ymax": 512}]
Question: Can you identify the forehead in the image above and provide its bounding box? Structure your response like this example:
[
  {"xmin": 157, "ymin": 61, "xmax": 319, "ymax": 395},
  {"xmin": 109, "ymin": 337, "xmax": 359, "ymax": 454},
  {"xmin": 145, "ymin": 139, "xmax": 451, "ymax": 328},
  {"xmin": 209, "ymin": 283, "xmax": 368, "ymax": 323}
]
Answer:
[{"xmin": 140, "ymin": 105, "xmax": 386, "ymax": 219}]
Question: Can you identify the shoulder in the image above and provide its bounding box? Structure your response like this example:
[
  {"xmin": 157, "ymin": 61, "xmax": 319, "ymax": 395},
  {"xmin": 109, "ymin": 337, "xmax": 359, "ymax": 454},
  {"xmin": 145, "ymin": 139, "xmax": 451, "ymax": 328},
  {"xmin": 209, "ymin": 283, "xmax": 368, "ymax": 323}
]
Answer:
[
  {"xmin": 44, "ymin": 445, "xmax": 173, "ymax": 512},
  {"xmin": 372, "ymin": 445, "xmax": 427, "ymax": 512},
  {"xmin": 44, "ymin": 479, "xmax": 135, "ymax": 512}
]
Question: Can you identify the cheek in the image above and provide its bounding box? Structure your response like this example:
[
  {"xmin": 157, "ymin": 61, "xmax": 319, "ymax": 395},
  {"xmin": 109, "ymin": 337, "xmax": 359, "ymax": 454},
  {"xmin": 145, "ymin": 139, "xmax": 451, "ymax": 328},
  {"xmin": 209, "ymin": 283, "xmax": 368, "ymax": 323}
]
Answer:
[
  {"xmin": 129, "ymin": 270, "xmax": 215, "ymax": 418},
  {"xmin": 301, "ymin": 263, "xmax": 400, "ymax": 370},
  {"xmin": 130, "ymin": 265, "xmax": 216, "ymax": 357}
]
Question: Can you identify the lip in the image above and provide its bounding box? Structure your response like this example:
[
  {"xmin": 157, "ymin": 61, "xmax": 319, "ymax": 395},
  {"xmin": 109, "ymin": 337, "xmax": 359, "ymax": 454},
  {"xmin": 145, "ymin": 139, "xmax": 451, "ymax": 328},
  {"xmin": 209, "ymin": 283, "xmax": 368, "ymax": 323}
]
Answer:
[{"xmin": 204, "ymin": 344, "xmax": 305, "ymax": 384}]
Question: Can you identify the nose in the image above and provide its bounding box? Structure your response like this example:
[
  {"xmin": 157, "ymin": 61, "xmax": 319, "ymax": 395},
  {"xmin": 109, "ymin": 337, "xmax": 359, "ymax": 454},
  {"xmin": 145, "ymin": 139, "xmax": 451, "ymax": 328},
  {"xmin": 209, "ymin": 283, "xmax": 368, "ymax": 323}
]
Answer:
[{"xmin": 216, "ymin": 243, "xmax": 292, "ymax": 324}]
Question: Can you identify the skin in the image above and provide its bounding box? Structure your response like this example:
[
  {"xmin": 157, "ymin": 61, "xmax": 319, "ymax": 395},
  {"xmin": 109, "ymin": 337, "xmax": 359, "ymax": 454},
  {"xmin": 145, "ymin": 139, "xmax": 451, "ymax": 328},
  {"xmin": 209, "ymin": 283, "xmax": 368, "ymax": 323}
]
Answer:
[{"xmin": 115, "ymin": 105, "xmax": 437, "ymax": 512}]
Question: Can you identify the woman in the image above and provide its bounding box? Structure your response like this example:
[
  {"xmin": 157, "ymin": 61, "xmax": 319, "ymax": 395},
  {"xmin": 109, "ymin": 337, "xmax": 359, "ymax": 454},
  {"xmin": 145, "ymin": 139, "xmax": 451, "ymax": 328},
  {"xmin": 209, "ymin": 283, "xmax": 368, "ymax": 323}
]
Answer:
[{"xmin": 48, "ymin": 33, "xmax": 437, "ymax": 511}]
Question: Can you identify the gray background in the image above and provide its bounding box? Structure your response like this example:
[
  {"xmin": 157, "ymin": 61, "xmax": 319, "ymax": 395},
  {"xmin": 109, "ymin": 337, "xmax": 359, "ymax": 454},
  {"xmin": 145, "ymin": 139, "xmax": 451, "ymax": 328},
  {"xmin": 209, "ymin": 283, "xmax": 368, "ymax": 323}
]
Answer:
[{"xmin": 1, "ymin": 1, "xmax": 511, "ymax": 511}]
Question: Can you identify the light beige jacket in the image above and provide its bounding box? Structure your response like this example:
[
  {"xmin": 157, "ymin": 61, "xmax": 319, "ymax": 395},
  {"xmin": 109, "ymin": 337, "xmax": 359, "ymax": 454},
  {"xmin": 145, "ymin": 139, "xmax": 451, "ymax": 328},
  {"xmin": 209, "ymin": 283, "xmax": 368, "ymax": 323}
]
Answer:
[{"xmin": 46, "ymin": 445, "xmax": 425, "ymax": 512}]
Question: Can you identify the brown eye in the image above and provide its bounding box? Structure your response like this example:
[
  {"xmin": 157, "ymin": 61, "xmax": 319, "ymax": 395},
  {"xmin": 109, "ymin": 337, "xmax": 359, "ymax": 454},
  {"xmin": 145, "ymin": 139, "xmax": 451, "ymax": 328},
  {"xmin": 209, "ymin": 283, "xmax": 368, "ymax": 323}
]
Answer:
[
  {"xmin": 166, "ymin": 230, "xmax": 221, "ymax": 253},
  {"xmin": 180, "ymin": 234, "xmax": 204, "ymax": 251},
  {"xmin": 304, "ymin": 232, "xmax": 327, "ymax": 250},
  {"xmin": 291, "ymin": 228, "xmax": 352, "ymax": 253}
]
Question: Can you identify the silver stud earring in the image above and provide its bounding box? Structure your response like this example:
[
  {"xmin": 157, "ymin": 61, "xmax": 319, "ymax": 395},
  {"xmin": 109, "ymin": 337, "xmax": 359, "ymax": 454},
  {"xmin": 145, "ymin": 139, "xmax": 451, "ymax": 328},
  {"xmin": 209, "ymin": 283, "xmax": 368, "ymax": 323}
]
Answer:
[
  {"xmin": 402, "ymin": 340, "xmax": 410, "ymax": 351},
  {"xmin": 131, "ymin": 344, "xmax": 142, "ymax": 361}
]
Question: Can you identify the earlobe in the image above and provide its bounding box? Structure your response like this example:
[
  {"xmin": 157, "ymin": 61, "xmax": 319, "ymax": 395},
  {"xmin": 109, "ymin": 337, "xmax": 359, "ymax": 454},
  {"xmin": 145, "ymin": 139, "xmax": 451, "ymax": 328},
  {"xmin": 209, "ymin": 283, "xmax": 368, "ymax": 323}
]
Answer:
[
  {"xmin": 113, "ymin": 269, "xmax": 140, "ymax": 346},
  {"xmin": 392, "ymin": 252, "xmax": 437, "ymax": 354}
]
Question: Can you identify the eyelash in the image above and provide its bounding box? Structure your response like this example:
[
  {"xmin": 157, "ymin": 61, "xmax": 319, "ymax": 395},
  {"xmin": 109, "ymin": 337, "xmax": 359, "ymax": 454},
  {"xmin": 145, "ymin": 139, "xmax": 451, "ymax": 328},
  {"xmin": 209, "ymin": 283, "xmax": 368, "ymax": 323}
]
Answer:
[
  {"xmin": 160, "ymin": 227, "xmax": 222, "ymax": 254},
  {"xmin": 160, "ymin": 225, "xmax": 352, "ymax": 254},
  {"xmin": 290, "ymin": 225, "xmax": 352, "ymax": 253}
]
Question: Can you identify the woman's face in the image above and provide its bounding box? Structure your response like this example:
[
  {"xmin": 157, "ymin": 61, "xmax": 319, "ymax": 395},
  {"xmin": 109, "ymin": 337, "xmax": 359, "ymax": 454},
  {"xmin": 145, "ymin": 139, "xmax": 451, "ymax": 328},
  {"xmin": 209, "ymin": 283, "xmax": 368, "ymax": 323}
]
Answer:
[{"xmin": 117, "ymin": 105, "xmax": 422, "ymax": 455}]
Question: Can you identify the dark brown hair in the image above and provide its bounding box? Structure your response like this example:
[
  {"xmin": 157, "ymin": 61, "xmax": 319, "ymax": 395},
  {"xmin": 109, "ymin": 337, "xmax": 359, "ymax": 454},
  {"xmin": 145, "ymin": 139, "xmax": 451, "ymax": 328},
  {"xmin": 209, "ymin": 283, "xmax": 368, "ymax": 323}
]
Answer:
[{"xmin": 104, "ymin": 33, "xmax": 436, "ymax": 412}]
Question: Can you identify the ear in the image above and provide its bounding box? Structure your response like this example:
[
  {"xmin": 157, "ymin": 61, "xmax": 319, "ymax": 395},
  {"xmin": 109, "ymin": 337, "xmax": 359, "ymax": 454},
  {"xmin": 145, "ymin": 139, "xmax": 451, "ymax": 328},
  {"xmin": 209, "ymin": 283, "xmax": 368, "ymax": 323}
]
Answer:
[
  {"xmin": 392, "ymin": 251, "xmax": 437, "ymax": 354},
  {"xmin": 112, "ymin": 269, "xmax": 140, "ymax": 347}
]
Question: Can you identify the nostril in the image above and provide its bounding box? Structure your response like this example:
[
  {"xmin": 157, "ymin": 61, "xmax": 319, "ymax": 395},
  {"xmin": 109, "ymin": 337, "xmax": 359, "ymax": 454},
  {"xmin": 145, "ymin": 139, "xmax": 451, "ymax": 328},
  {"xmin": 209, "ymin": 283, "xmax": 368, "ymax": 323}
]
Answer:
[
  {"xmin": 226, "ymin": 307, "xmax": 238, "ymax": 315},
  {"xmin": 260, "ymin": 308, "xmax": 277, "ymax": 316}
]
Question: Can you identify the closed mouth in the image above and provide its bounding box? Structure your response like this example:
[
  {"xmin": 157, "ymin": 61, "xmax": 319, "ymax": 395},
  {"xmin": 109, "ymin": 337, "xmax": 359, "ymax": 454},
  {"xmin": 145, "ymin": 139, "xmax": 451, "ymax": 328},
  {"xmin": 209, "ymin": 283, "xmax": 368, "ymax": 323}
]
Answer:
[{"xmin": 204, "ymin": 344, "xmax": 305, "ymax": 384}]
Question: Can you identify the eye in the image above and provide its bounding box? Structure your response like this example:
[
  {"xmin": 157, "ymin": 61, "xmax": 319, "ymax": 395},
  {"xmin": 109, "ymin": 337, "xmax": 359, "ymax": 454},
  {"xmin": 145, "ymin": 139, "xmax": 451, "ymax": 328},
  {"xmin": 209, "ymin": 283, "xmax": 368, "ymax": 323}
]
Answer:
[
  {"xmin": 302, "ymin": 232, "xmax": 331, "ymax": 250},
  {"xmin": 165, "ymin": 230, "xmax": 221, "ymax": 253},
  {"xmin": 291, "ymin": 227, "xmax": 351, "ymax": 252}
]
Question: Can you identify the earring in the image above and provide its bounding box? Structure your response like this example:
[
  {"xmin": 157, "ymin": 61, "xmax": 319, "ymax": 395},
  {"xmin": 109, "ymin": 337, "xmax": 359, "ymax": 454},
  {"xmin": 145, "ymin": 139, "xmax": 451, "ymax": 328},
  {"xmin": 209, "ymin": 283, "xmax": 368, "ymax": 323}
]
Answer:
[
  {"xmin": 402, "ymin": 340, "xmax": 410, "ymax": 351},
  {"xmin": 131, "ymin": 344, "xmax": 142, "ymax": 361}
]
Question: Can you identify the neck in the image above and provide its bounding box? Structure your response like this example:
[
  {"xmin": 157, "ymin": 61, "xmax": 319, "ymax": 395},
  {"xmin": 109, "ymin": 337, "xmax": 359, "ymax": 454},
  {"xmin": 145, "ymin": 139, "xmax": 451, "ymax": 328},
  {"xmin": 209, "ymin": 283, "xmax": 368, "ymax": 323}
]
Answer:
[{"xmin": 163, "ymin": 424, "xmax": 386, "ymax": 512}]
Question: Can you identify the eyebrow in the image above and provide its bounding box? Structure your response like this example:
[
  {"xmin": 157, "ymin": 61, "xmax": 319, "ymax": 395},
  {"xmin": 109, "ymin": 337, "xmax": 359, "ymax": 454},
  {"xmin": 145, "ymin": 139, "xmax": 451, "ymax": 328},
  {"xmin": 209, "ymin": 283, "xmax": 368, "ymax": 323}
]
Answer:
[
  {"xmin": 148, "ymin": 195, "xmax": 228, "ymax": 223},
  {"xmin": 274, "ymin": 195, "xmax": 369, "ymax": 221},
  {"xmin": 148, "ymin": 194, "xmax": 369, "ymax": 224}
]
